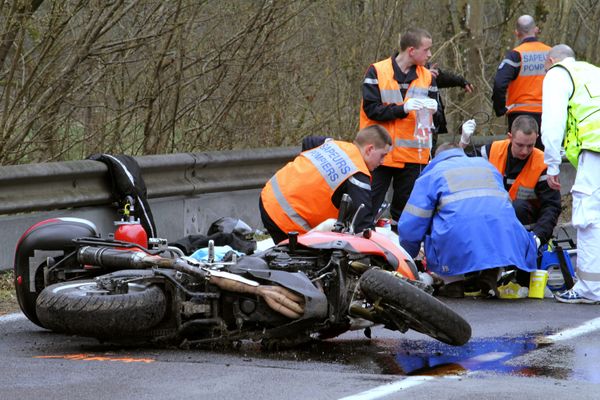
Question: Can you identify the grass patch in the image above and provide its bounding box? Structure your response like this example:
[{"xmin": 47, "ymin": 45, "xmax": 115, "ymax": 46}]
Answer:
[{"xmin": 0, "ymin": 270, "xmax": 19, "ymax": 315}]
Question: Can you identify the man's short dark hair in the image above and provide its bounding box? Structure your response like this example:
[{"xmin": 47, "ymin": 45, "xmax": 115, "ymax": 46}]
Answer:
[
  {"xmin": 400, "ymin": 28, "xmax": 432, "ymax": 51},
  {"xmin": 355, "ymin": 125, "xmax": 392, "ymax": 148},
  {"xmin": 511, "ymin": 115, "xmax": 539, "ymax": 136},
  {"xmin": 434, "ymin": 142, "xmax": 462, "ymax": 157}
]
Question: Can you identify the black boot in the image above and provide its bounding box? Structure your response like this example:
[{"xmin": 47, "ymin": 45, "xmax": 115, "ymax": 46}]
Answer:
[{"xmin": 478, "ymin": 268, "xmax": 500, "ymax": 298}]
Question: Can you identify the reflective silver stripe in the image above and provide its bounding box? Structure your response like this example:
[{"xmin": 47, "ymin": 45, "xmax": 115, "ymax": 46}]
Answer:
[
  {"xmin": 398, "ymin": 83, "xmax": 437, "ymax": 93},
  {"xmin": 443, "ymin": 167, "xmax": 498, "ymax": 192},
  {"xmin": 499, "ymin": 58, "xmax": 520, "ymax": 69},
  {"xmin": 406, "ymin": 87, "xmax": 429, "ymax": 98},
  {"xmin": 303, "ymin": 141, "xmax": 358, "ymax": 190},
  {"xmin": 506, "ymin": 178, "xmax": 516, "ymax": 184},
  {"xmin": 576, "ymin": 269, "xmax": 600, "ymax": 282},
  {"xmin": 480, "ymin": 145, "xmax": 488, "ymax": 160},
  {"xmin": 516, "ymin": 186, "xmax": 537, "ymax": 200},
  {"xmin": 364, "ymin": 78, "xmax": 378, "ymax": 85},
  {"xmin": 404, "ymin": 203, "xmax": 434, "ymax": 218},
  {"xmin": 506, "ymin": 103, "xmax": 542, "ymax": 110},
  {"xmin": 439, "ymin": 189, "xmax": 509, "ymax": 209},
  {"xmin": 348, "ymin": 176, "xmax": 371, "ymax": 191},
  {"xmin": 380, "ymin": 89, "xmax": 403, "ymax": 104},
  {"xmin": 538, "ymin": 175, "xmax": 547, "ymax": 182},
  {"xmin": 269, "ymin": 176, "xmax": 311, "ymax": 231},
  {"xmin": 395, "ymin": 138, "xmax": 431, "ymax": 148},
  {"xmin": 520, "ymin": 51, "xmax": 547, "ymax": 76}
]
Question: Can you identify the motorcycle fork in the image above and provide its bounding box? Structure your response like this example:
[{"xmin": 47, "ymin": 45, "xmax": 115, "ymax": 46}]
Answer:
[{"xmin": 324, "ymin": 251, "xmax": 351, "ymax": 325}]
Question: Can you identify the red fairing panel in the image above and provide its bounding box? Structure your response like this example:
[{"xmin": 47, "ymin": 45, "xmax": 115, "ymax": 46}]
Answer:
[{"xmin": 290, "ymin": 230, "xmax": 415, "ymax": 280}]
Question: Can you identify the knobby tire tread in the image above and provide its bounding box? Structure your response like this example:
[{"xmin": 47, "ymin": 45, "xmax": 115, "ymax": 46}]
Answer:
[{"xmin": 360, "ymin": 268, "xmax": 471, "ymax": 346}]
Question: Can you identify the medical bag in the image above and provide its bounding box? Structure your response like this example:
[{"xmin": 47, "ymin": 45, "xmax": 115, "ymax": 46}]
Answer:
[{"xmin": 539, "ymin": 237, "xmax": 577, "ymax": 292}]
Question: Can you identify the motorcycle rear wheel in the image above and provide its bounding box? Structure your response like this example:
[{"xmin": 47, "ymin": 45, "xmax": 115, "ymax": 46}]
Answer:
[
  {"xmin": 36, "ymin": 280, "xmax": 166, "ymax": 339},
  {"xmin": 360, "ymin": 268, "xmax": 471, "ymax": 346}
]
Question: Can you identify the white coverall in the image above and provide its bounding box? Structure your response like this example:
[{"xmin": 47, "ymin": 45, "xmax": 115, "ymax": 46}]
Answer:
[{"xmin": 542, "ymin": 57, "xmax": 600, "ymax": 301}]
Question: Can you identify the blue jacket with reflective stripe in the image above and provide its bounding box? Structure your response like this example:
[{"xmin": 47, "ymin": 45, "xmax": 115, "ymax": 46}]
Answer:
[{"xmin": 397, "ymin": 149, "xmax": 537, "ymax": 276}]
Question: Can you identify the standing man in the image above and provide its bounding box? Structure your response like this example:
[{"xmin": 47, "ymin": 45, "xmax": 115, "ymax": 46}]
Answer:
[
  {"xmin": 542, "ymin": 44, "xmax": 600, "ymax": 304},
  {"xmin": 360, "ymin": 27, "xmax": 438, "ymax": 224},
  {"xmin": 460, "ymin": 115, "xmax": 561, "ymax": 247},
  {"xmin": 260, "ymin": 125, "xmax": 392, "ymax": 244},
  {"xmin": 492, "ymin": 15, "xmax": 550, "ymax": 149},
  {"xmin": 397, "ymin": 143, "xmax": 538, "ymax": 298}
]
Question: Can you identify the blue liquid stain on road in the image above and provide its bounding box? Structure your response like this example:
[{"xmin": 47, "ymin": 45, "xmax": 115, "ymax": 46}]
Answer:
[{"xmin": 380, "ymin": 331, "xmax": 600, "ymax": 383}]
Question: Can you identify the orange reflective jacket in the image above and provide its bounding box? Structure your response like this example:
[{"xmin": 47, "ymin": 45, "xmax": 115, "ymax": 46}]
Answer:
[
  {"xmin": 488, "ymin": 139, "xmax": 546, "ymax": 202},
  {"xmin": 359, "ymin": 58, "xmax": 433, "ymax": 167},
  {"xmin": 506, "ymin": 41, "xmax": 551, "ymax": 114},
  {"xmin": 260, "ymin": 140, "xmax": 370, "ymax": 234}
]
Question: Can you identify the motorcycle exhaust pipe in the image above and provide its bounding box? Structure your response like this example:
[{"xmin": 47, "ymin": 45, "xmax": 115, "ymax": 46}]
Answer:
[
  {"xmin": 78, "ymin": 246, "xmax": 304, "ymax": 319},
  {"xmin": 208, "ymin": 275, "xmax": 305, "ymax": 319},
  {"xmin": 257, "ymin": 286, "xmax": 305, "ymax": 319},
  {"xmin": 77, "ymin": 246, "xmax": 165, "ymax": 269}
]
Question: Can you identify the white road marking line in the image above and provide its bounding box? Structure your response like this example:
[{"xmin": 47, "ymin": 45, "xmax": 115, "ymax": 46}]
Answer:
[
  {"xmin": 544, "ymin": 316, "xmax": 600, "ymax": 342},
  {"xmin": 0, "ymin": 312, "xmax": 25, "ymax": 323},
  {"xmin": 339, "ymin": 315, "xmax": 600, "ymax": 400},
  {"xmin": 337, "ymin": 376, "xmax": 435, "ymax": 400}
]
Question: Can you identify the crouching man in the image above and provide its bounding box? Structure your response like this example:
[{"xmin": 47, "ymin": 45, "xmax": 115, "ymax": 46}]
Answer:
[
  {"xmin": 260, "ymin": 125, "xmax": 392, "ymax": 243},
  {"xmin": 397, "ymin": 143, "xmax": 538, "ymax": 297}
]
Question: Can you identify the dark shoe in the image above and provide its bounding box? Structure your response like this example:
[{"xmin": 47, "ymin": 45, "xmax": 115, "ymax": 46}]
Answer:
[
  {"xmin": 478, "ymin": 268, "xmax": 499, "ymax": 298},
  {"xmin": 435, "ymin": 281, "xmax": 465, "ymax": 298}
]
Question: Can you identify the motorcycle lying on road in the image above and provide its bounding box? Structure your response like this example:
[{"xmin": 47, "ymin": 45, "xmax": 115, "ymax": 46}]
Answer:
[{"xmin": 14, "ymin": 195, "xmax": 471, "ymax": 348}]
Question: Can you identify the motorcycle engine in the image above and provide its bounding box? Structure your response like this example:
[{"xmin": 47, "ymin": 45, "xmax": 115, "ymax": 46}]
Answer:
[{"xmin": 264, "ymin": 246, "xmax": 324, "ymax": 273}]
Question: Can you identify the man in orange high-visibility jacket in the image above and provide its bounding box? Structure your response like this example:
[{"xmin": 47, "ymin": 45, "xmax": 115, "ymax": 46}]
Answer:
[
  {"xmin": 460, "ymin": 115, "xmax": 561, "ymax": 248},
  {"xmin": 259, "ymin": 125, "xmax": 392, "ymax": 244},
  {"xmin": 360, "ymin": 27, "xmax": 439, "ymax": 224},
  {"xmin": 492, "ymin": 15, "xmax": 550, "ymax": 149}
]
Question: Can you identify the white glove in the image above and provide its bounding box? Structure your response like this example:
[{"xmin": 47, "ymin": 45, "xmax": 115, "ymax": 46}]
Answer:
[
  {"xmin": 533, "ymin": 234, "xmax": 541, "ymax": 250},
  {"xmin": 460, "ymin": 119, "xmax": 476, "ymax": 145},
  {"xmin": 403, "ymin": 98, "xmax": 424, "ymax": 113},
  {"xmin": 422, "ymin": 98, "xmax": 438, "ymax": 111}
]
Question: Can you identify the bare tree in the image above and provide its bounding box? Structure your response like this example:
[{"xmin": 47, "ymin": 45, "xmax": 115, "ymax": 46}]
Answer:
[{"xmin": 0, "ymin": 0, "xmax": 599, "ymax": 165}]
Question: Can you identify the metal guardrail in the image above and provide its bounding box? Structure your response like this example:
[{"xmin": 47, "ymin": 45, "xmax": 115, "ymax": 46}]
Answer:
[
  {"xmin": 1, "ymin": 134, "xmax": 571, "ymax": 216},
  {"xmin": 0, "ymin": 147, "xmax": 299, "ymax": 215},
  {"xmin": 0, "ymin": 141, "xmax": 576, "ymax": 272}
]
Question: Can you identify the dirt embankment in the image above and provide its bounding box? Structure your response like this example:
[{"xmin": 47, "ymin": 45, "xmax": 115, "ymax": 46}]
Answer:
[{"xmin": 0, "ymin": 271, "xmax": 19, "ymax": 315}]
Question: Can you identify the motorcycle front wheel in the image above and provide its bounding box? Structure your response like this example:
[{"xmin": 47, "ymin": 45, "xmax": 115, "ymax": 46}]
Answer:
[
  {"xmin": 360, "ymin": 268, "xmax": 471, "ymax": 346},
  {"xmin": 36, "ymin": 280, "xmax": 166, "ymax": 339}
]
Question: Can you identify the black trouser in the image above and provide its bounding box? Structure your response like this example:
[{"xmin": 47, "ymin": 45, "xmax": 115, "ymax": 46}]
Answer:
[
  {"xmin": 258, "ymin": 197, "xmax": 288, "ymax": 244},
  {"xmin": 371, "ymin": 163, "xmax": 425, "ymax": 223},
  {"xmin": 513, "ymin": 199, "xmax": 539, "ymax": 229},
  {"xmin": 507, "ymin": 112, "xmax": 543, "ymax": 150},
  {"xmin": 512, "ymin": 198, "xmax": 541, "ymax": 285}
]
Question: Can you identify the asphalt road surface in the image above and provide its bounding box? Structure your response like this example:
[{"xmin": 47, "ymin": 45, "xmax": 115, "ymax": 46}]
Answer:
[{"xmin": 2, "ymin": 296, "xmax": 600, "ymax": 400}]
